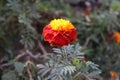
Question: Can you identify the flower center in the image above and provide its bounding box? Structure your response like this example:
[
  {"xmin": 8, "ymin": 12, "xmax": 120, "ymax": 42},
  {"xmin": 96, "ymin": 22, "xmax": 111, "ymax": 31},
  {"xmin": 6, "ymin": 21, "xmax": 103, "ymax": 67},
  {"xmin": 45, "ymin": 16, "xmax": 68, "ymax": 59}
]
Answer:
[{"xmin": 50, "ymin": 19, "xmax": 75, "ymax": 31}]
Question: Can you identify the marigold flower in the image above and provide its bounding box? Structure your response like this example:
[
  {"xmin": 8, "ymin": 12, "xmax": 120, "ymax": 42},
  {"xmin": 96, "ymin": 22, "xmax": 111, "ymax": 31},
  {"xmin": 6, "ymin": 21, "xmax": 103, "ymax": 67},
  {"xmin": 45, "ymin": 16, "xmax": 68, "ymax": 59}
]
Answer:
[
  {"xmin": 110, "ymin": 71, "xmax": 119, "ymax": 80},
  {"xmin": 42, "ymin": 19, "xmax": 77, "ymax": 47},
  {"xmin": 112, "ymin": 32, "xmax": 120, "ymax": 43}
]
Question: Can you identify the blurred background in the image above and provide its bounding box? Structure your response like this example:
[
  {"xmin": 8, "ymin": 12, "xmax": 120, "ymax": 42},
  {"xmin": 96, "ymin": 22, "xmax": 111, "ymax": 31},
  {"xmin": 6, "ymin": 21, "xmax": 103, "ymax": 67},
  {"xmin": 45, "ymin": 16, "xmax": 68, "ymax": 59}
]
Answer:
[{"xmin": 0, "ymin": 0, "xmax": 120, "ymax": 79}]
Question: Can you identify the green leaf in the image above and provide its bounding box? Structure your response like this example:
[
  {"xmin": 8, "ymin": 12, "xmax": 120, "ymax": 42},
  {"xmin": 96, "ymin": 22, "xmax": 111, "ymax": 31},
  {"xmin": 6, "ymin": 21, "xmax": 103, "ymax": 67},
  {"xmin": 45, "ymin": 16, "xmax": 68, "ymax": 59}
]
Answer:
[
  {"xmin": 88, "ymin": 70, "xmax": 101, "ymax": 77},
  {"xmin": 37, "ymin": 76, "xmax": 42, "ymax": 80},
  {"xmin": 14, "ymin": 62, "xmax": 24, "ymax": 74},
  {"xmin": 2, "ymin": 71, "xmax": 19, "ymax": 80},
  {"xmin": 61, "ymin": 65, "xmax": 76, "ymax": 75},
  {"xmin": 111, "ymin": 1, "xmax": 120, "ymax": 12}
]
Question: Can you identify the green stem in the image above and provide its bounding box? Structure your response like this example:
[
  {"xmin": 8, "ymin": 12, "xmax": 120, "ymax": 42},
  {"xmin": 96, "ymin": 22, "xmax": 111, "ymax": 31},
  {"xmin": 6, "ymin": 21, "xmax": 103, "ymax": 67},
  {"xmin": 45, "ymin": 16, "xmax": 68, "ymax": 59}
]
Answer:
[
  {"xmin": 73, "ymin": 72, "xmax": 81, "ymax": 79},
  {"xmin": 73, "ymin": 72, "xmax": 90, "ymax": 80}
]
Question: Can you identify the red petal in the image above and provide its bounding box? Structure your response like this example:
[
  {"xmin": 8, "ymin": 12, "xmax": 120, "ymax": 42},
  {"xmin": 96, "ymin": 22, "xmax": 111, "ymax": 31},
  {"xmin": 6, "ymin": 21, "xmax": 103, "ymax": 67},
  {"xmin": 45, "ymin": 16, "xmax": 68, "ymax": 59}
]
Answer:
[
  {"xmin": 42, "ymin": 25, "xmax": 58, "ymax": 42},
  {"xmin": 69, "ymin": 30, "xmax": 77, "ymax": 42},
  {"xmin": 51, "ymin": 33, "xmax": 69, "ymax": 47},
  {"xmin": 64, "ymin": 29, "xmax": 77, "ymax": 42},
  {"xmin": 42, "ymin": 25, "xmax": 52, "ymax": 36}
]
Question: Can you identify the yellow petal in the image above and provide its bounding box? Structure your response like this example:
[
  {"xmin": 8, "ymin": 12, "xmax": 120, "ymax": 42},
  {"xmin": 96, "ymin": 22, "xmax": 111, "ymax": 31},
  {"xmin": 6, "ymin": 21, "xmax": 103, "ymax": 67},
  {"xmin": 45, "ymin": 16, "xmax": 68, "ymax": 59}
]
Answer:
[{"xmin": 50, "ymin": 19, "xmax": 75, "ymax": 31}]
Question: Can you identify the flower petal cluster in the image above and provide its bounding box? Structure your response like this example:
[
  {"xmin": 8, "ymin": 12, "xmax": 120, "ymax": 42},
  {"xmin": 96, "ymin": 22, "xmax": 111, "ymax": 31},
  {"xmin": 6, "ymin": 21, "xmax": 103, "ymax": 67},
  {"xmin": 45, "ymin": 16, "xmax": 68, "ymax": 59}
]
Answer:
[
  {"xmin": 112, "ymin": 32, "xmax": 120, "ymax": 43},
  {"xmin": 42, "ymin": 19, "xmax": 77, "ymax": 47}
]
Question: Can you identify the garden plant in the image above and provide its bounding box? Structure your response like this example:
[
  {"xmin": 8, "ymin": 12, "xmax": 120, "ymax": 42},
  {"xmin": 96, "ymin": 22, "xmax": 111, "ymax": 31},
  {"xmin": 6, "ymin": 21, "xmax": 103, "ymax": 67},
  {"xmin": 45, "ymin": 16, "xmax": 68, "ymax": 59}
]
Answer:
[{"xmin": 0, "ymin": 0, "xmax": 120, "ymax": 80}]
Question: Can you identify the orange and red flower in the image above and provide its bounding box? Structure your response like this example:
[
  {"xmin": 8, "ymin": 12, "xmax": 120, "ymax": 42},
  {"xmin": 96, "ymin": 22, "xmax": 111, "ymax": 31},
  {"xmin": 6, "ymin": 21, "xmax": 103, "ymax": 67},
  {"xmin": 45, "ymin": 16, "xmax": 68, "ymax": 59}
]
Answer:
[
  {"xmin": 42, "ymin": 19, "xmax": 77, "ymax": 47},
  {"xmin": 110, "ymin": 71, "xmax": 119, "ymax": 80},
  {"xmin": 112, "ymin": 32, "xmax": 120, "ymax": 43}
]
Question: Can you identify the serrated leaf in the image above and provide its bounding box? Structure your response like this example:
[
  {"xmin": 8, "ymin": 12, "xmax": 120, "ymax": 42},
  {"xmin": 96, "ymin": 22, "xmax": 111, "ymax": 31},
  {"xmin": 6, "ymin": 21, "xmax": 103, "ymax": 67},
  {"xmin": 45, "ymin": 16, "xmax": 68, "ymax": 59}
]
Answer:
[
  {"xmin": 52, "ymin": 48, "xmax": 62, "ymax": 54},
  {"xmin": 61, "ymin": 66, "xmax": 76, "ymax": 75},
  {"xmin": 88, "ymin": 70, "xmax": 101, "ymax": 77},
  {"xmin": 41, "ymin": 68, "xmax": 51, "ymax": 77},
  {"xmin": 37, "ymin": 76, "xmax": 42, "ymax": 80},
  {"xmin": 37, "ymin": 64, "xmax": 45, "ymax": 69}
]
